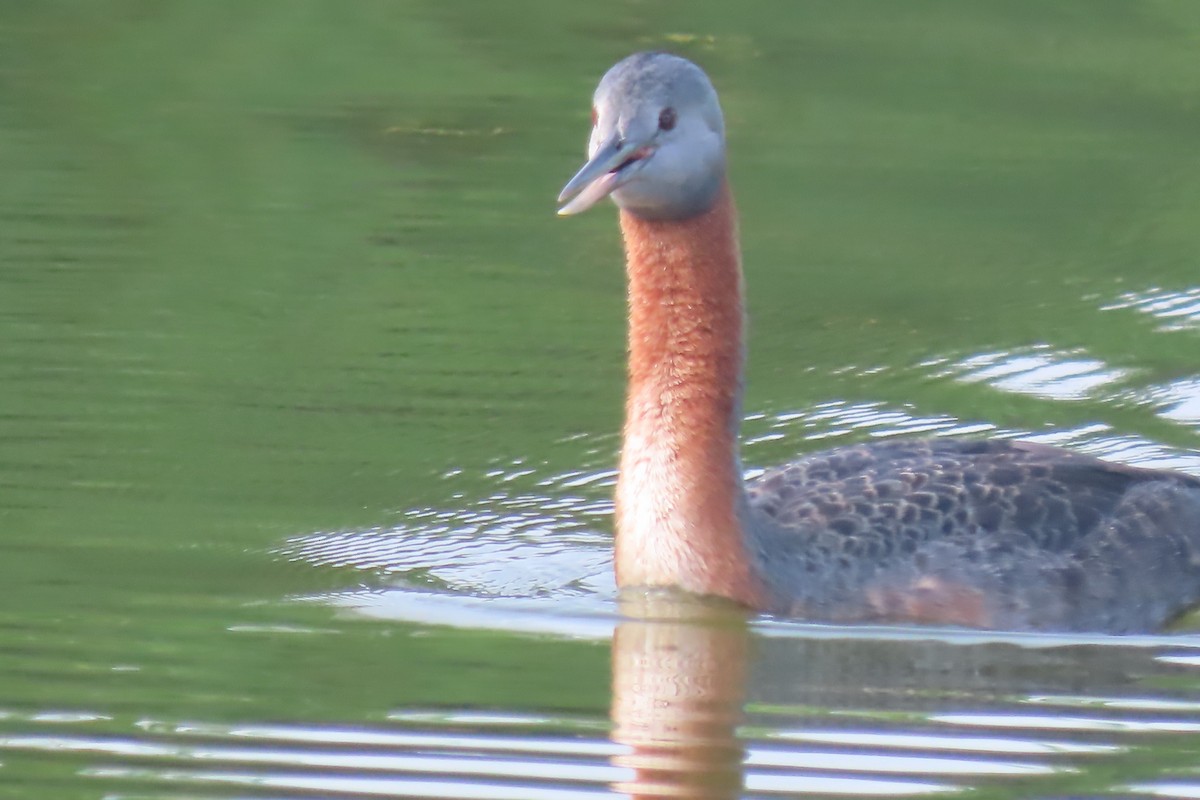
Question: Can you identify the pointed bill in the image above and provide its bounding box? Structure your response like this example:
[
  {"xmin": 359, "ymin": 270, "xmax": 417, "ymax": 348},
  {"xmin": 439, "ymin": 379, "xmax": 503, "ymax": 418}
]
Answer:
[{"xmin": 558, "ymin": 138, "xmax": 639, "ymax": 216}]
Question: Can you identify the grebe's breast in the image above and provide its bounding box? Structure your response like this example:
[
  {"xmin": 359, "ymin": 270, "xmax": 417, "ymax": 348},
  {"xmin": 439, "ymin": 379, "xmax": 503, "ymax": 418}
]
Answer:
[{"xmin": 744, "ymin": 438, "xmax": 1200, "ymax": 632}]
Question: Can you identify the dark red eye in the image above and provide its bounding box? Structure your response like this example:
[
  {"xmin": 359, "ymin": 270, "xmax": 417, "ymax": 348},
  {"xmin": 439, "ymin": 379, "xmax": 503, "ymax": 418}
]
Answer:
[
  {"xmin": 658, "ymin": 107, "xmax": 676, "ymax": 131},
  {"xmin": 590, "ymin": 107, "xmax": 598, "ymax": 126}
]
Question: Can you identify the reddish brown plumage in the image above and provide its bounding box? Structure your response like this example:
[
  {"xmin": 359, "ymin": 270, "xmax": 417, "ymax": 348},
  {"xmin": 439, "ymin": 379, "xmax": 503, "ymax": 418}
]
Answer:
[{"xmin": 614, "ymin": 181, "xmax": 766, "ymax": 607}]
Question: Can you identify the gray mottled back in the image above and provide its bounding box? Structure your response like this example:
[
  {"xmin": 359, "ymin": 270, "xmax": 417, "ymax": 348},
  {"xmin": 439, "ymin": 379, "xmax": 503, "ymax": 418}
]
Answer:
[{"xmin": 746, "ymin": 438, "xmax": 1200, "ymax": 632}]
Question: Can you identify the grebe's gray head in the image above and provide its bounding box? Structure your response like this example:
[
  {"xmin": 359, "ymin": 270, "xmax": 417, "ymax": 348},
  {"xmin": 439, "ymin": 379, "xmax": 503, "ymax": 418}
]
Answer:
[{"xmin": 557, "ymin": 52, "xmax": 726, "ymax": 221}]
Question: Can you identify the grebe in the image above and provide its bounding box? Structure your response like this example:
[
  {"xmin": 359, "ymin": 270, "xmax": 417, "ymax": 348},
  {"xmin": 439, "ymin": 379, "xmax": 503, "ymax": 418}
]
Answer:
[{"xmin": 557, "ymin": 52, "xmax": 1200, "ymax": 633}]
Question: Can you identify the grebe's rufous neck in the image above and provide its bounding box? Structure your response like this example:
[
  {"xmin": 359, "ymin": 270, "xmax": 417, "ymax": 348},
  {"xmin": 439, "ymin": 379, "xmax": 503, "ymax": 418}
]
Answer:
[{"xmin": 557, "ymin": 51, "xmax": 1200, "ymax": 633}]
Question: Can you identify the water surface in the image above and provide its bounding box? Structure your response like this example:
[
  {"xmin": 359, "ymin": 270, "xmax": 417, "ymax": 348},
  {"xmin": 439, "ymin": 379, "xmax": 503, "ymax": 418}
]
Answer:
[{"xmin": 2, "ymin": 2, "xmax": 1200, "ymax": 797}]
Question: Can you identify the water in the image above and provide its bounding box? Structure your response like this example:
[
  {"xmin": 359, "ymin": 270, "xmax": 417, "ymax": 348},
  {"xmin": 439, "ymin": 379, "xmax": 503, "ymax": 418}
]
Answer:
[{"xmin": 2, "ymin": 2, "xmax": 1200, "ymax": 797}]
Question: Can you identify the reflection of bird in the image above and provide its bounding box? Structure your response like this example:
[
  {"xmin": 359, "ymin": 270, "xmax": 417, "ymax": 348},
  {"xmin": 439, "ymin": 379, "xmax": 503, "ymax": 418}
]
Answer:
[
  {"xmin": 557, "ymin": 52, "xmax": 1200, "ymax": 633},
  {"xmin": 611, "ymin": 596, "xmax": 748, "ymax": 800}
]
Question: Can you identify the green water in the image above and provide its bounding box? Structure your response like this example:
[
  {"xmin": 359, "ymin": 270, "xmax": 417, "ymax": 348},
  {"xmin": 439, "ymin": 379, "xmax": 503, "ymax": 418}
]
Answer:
[{"xmin": 2, "ymin": 2, "xmax": 1200, "ymax": 797}]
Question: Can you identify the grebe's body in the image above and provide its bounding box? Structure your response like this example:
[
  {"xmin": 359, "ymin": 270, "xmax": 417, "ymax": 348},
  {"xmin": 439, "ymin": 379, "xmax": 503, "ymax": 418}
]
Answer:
[{"xmin": 558, "ymin": 52, "xmax": 1200, "ymax": 633}]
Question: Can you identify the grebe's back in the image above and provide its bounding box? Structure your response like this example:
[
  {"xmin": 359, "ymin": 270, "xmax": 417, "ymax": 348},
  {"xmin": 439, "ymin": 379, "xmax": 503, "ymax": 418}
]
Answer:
[{"xmin": 746, "ymin": 438, "xmax": 1200, "ymax": 632}]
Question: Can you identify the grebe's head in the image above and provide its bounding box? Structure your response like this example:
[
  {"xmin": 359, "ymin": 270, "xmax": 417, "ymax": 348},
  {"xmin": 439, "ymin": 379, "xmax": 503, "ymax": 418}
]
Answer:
[{"xmin": 557, "ymin": 52, "xmax": 726, "ymax": 221}]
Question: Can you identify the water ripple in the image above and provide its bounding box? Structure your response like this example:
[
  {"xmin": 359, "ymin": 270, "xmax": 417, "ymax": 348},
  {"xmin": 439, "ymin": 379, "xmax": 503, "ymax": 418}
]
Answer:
[
  {"xmin": 1104, "ymin": 286, "xmax": 1200, "ymax": 331},
  {"xmin": 946, "ymin": 346, "xmax": 1128, "ymax": 401},
  {"xmin": 3, "ymin": 682, "xmax": 1199, "ymax": 800}
]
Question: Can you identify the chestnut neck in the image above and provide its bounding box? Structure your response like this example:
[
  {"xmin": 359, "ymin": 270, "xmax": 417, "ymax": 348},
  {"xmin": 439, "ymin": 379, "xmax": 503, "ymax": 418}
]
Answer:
[{"xmin": 614, "ymin": 181, "xmax": 765, "ymax": 607}]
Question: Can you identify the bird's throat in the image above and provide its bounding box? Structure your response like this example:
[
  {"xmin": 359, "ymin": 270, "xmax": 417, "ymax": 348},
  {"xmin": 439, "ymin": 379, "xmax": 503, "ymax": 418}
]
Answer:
[{"xmin": 615, "ymin": 182, "xmax": 765, "ymax": 606}]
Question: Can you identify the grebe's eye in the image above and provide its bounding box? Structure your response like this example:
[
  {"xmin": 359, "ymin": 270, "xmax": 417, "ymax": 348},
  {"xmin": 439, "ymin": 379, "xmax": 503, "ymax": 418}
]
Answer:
[
  {"xmin": 590, "ymin": 106, "xmax": 598, "ymax": 126},
  {"xmin": 658, "ymin": 107, "xmax": 676, "ymax": 131}
]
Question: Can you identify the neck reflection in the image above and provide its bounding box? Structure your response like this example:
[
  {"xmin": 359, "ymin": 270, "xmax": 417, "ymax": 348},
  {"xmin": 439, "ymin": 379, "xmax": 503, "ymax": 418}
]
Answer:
[{"xmin": 610, "ymin": 592, "xmax": 751, "ymax": 799}]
